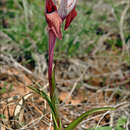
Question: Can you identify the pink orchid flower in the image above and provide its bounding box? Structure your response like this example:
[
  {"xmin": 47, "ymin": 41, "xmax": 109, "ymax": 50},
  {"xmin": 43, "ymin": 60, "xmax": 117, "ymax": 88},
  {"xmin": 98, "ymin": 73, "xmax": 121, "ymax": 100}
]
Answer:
[{"xmin": 45, "ymin": 0, "xmax": 77, "ymax": 97}]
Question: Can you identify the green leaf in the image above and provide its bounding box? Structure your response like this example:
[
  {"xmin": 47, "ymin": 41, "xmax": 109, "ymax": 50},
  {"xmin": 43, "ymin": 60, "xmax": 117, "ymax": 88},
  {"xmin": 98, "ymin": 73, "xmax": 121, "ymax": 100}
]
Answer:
[
  {"xmin": 65, "ymin": 107, "xmax": 115, "ymax": 130},
  {"xmin": 28, "ymin": 86, "xmax": 59, "ymax": 129},
  {"xmin": 0, "ymin": 87, "xmax": 7, "ymax": 94},
  {"xmin": 87, "ymin": 126, "xmax": 112, "ymax": 130},
  {"xmin": 0, "ymin": 114, "xmax": 5, "ymax": 119},
  {"xmin": 96, "ymin": 126, "xmax": 112, "ymax": 130},
  {"xmin": 22, "ymin": 0, "xmax": 29, "ymax": 31},
  {"xmin": 51, "ymin": 66, "xmax": 56, "ymax": 100},
  {"xmin": 115, "ymin": 116, "xmax": 127, "ymax": 130},
  {"xmin": 51, "ymin": 68, "xmax": 62, "ymax": 130}
]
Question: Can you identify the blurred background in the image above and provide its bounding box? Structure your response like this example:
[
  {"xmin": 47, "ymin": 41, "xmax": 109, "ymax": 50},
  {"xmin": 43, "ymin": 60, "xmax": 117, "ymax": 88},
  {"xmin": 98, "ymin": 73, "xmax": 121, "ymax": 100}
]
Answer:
[{"xmin": 0, "ymin": 0, "xmax": 130, "ymax": 129}]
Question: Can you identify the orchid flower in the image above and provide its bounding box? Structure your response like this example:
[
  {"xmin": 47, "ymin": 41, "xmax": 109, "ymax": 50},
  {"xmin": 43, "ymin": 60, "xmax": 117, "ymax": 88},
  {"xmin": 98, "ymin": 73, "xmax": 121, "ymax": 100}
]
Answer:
[
  {"xmin": 28, "ymin": 2, "xmax": 115, "ymax": 129},
  {"xmin": 45, "ymin": 0, "xmax": 77, "ymax": 98}
]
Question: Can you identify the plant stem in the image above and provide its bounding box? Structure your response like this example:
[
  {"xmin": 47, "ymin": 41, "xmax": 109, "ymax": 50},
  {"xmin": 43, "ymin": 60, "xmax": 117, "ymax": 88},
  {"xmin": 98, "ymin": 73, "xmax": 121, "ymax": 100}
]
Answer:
[
  {"xmin": 48, "ymin": 30, "xmax": 56, "ymax": 98},
  {"xmin": 48, "ymin": 30, "xmax": 62, "ymax": 129}
]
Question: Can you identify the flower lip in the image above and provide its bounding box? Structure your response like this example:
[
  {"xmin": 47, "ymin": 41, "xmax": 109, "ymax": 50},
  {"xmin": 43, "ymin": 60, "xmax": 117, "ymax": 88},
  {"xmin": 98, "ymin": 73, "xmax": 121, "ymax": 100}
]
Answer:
[
  {"xmin": 45, "ymin": 0, "xmax": 62, "ymax": 39},
  {"xmin": 46, "ymin": 11, "xmax": 62, "ymax": 39}
]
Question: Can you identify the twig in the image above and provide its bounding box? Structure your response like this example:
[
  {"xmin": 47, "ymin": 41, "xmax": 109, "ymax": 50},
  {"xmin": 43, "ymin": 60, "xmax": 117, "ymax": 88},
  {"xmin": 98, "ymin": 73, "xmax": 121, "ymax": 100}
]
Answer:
[
  {"xmin": 119, "ymin": 1, "xmax": 129, "ymax": 54},
  {"xmin": 61, "ymin": 71, "xmax": 86, "ymax": 105},
  {"xmin": 14, "ymin": 93, "xmax": 32, "ymax": 116},
  {"xmin": 0, "ymin": 54, "xmax": 32, "ymax": 75},
  {"xmin": 92, "ymin": 32, "xmax": 113, "ymax": 55},
  {"xmin": 110, "ymin": 111, "xmax": 114, "ymax": 127},
  {"xmin": 48, "ymin": 114, "xmax": 52, "ymax": 130},
  {"xmin": 0, "ymin": 53, "xmax": 46, "ymax": 82},
  {"xmin": 96, "ymin": 111, "xmax": 110, "ymax": 128},
  {"xmin": 21, "ymin": 114, "xmax": 47, "ymax": 129}
]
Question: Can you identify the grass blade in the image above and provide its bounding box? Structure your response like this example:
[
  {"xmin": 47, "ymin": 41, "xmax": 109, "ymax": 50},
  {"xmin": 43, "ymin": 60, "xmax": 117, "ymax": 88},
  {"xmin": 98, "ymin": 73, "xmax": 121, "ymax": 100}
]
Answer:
[
  {"xmin": 22, "ymin": 0, "xmax": 29, "ymax": 31},
  {"xmin": 51, "ymin": 68, "xmax": 62, "ymax": 129},
  {"xmin": 28, "ymin": 86, "xmax": 59, "ymax": 128},
  {"xmin": 65, "ymin": 107, "xmax": 115, "ymax": 130}
]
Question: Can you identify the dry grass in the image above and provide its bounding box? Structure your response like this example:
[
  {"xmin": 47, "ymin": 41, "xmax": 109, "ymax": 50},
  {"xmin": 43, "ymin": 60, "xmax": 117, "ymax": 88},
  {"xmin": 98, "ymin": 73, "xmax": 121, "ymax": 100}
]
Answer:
[{"xmin": 0, "ymin": 0, "xmax": 130, "ymax": 129}]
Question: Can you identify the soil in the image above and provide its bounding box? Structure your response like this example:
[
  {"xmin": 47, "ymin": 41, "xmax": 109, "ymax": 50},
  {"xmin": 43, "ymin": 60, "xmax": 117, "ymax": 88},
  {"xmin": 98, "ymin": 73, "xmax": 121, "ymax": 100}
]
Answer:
[{"xmin": 0, "ymin": 55, "xmax": 130, "ymax": 130}]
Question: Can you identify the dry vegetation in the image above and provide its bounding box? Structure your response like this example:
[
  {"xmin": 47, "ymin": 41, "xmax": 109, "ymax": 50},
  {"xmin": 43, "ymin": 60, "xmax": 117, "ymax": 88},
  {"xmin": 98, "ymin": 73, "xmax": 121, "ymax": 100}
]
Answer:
[{"xmin": 0, "ymin": 0, "xmax": 130, "ymax": 130}]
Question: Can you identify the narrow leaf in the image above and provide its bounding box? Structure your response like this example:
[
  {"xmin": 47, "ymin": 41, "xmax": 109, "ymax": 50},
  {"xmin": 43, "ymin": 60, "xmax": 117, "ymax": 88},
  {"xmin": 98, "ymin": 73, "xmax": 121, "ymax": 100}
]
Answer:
[
  {"xmin": 65, "ymin": 107, "xmax": 115, "ymax": 130},
  {"xmin": 28, "ymin": 86, "xmax": 59, "ymax": 128},
  {"xmin": 51, "ymin": 68, "xmax": 62, "ymax": 129}
]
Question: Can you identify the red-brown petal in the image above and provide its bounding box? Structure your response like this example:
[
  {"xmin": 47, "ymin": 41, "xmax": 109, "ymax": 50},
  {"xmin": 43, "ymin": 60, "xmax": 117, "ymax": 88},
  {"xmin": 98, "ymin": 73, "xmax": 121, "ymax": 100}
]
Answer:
[
  {"xmin": 46, "ymin": 0, "xmax": 57, "ymax": 13},
  {"xmin": 64, "ymin": 7, "xmax": 77, "ymax": 30},
  {"xmin": 45, "ymin": 11, "xmax": 62, "ymax": 39}
]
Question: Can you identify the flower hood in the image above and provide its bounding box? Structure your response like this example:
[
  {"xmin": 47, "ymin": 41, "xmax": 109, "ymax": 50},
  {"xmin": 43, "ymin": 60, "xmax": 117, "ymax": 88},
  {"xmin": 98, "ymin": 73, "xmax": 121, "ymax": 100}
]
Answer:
[
  {"xmin": 45, "ymin": 0, "xmax": 77, "ymax": 39},
  {"xmin": 45, "ymin": 0, "xmax": 77, "ymax": 99}
]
